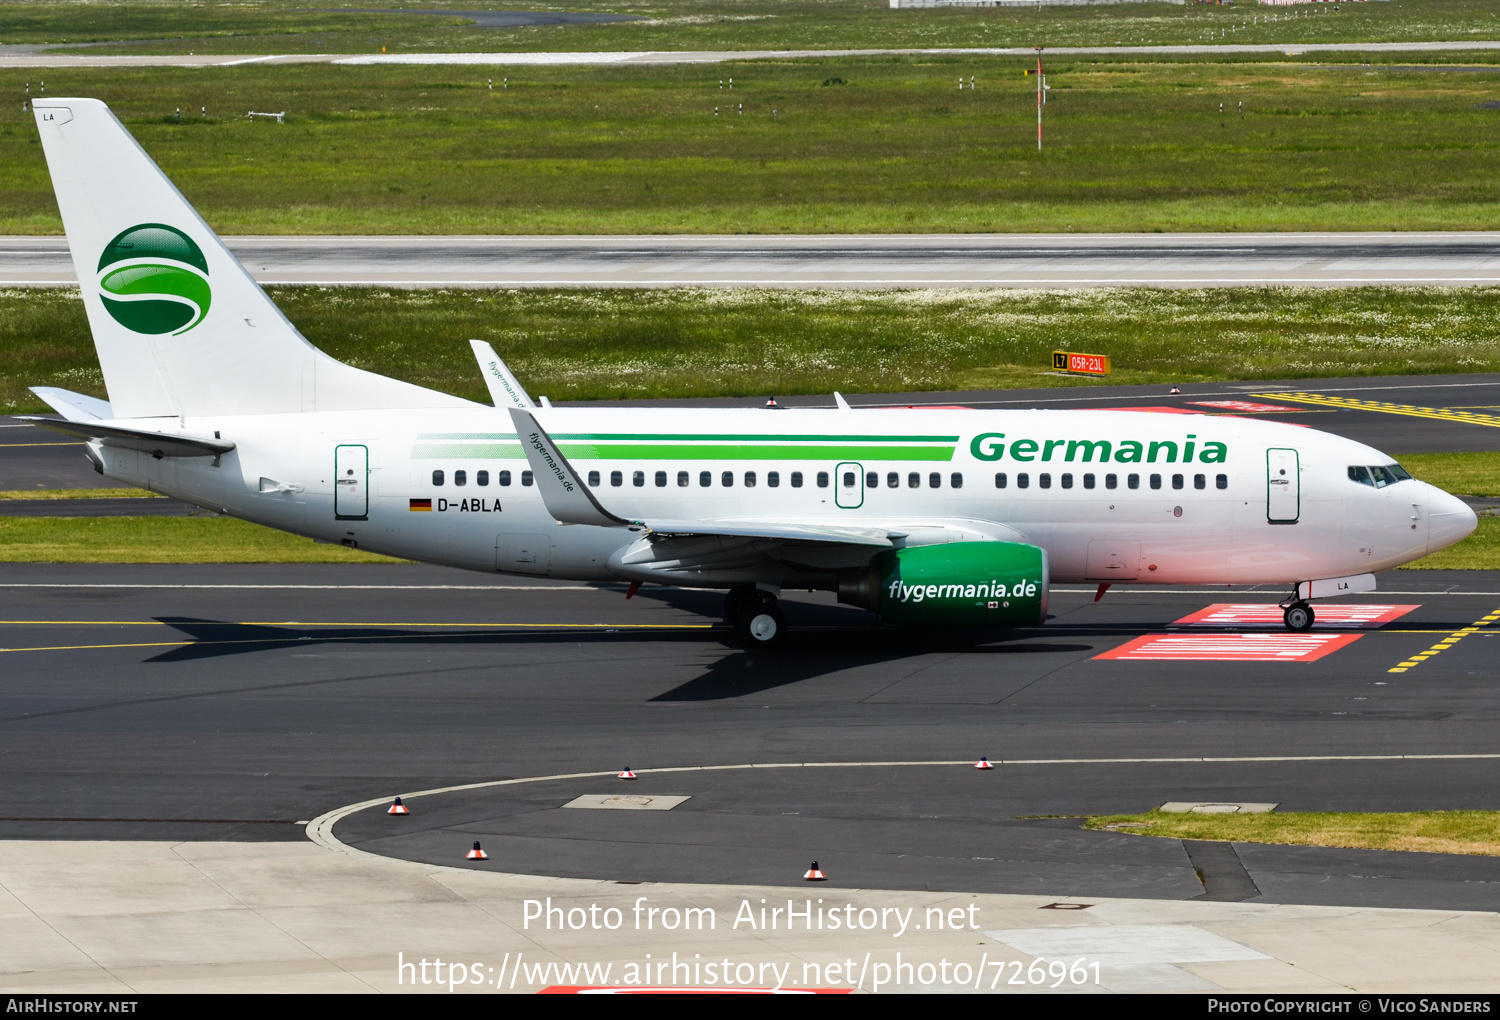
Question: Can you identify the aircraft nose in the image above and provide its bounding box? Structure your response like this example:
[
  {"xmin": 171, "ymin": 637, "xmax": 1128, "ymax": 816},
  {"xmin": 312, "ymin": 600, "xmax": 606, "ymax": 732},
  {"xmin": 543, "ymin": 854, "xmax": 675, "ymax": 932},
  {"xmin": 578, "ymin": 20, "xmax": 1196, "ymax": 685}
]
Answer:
[{"xmin": 1425, "ymin": 484, "xmax": 1478, "ymax": 554}]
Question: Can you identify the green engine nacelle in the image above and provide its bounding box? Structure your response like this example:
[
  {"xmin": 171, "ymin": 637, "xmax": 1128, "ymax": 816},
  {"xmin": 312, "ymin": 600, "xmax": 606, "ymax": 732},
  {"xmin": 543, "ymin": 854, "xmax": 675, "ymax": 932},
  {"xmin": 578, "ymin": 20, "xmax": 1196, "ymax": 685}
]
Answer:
[{"xmin": 841, "ymin": 541, "xmax": 1050, "ymax": 629}]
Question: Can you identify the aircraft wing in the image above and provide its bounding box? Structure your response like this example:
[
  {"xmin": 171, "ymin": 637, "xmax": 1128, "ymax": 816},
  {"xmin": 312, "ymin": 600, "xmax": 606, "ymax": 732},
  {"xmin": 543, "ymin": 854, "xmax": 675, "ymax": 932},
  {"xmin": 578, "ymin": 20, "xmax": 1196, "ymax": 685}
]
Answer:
[
  {"xmin": 642, "ymin": 519, "xmax": 895, "ymax": 547},
  {"xmin": 470, "ymin": 341, "xmax": 536, "ymax": 409},
  {"xmin": 15, "ymin": 416, "xmax": 235, "ymax": 458}
]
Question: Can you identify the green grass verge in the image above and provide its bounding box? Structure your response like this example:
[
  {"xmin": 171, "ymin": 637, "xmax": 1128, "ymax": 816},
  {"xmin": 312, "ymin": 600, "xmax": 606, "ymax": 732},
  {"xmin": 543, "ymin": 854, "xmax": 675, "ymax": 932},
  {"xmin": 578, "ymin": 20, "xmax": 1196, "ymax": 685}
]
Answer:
[
  {"xmin": 14, "ymin": 285, "xmax": 1500, "ymax": 412},
  {"xmin": 5, "ymin": 1, "xmax": 1497, "ymax": 55},
  {"xmin": 0, "ymin": 515, "xmax": 403, "ymax": 563},
  {"xmin": 5, "ymin": 58, "xmax": 1500, "ymax": 234},
  {"xmin": 1085, "ymin": 810, "xmax": 1500, "ymax": 857},
  {"xmin": 1396, "ymin": 452, "xmax": 1500, "ymax": 498},
  {"xmin": 0, "ymin": 488, "xmax": 157, "ymax": 499}
]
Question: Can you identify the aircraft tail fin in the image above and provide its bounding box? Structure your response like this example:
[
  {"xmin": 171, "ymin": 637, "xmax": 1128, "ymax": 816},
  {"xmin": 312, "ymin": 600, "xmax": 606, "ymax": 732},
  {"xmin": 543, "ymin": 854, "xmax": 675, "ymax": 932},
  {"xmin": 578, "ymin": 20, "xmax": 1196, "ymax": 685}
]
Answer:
[{"xmin": 32, "ymin": 98, "xmax": 472, "ymax": 418}]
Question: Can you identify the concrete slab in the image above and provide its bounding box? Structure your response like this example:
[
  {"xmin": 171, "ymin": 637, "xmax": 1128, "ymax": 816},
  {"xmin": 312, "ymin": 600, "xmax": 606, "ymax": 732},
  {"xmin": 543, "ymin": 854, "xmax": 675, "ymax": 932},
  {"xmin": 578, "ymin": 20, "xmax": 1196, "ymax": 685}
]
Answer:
[{"xmin": 1, "ymin": 840, "xmax": 1498, "ymax": 993}]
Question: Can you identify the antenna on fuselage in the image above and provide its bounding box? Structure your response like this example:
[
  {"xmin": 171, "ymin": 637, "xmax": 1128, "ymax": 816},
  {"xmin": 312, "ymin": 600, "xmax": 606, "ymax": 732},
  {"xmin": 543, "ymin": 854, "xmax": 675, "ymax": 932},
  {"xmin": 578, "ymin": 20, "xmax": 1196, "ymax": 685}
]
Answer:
[{"xmin": 833, "ymin": 391, "xmax": 852, "ymax": 411}]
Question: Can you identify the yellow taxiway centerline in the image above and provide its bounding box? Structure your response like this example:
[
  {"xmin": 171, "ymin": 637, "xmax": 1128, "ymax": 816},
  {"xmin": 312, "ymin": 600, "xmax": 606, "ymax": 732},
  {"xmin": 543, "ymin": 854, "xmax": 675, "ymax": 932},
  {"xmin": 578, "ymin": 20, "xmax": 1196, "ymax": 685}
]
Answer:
[{"xmin": 1254, "ymin": 391, "xmax": 1500, "ymax": 429}]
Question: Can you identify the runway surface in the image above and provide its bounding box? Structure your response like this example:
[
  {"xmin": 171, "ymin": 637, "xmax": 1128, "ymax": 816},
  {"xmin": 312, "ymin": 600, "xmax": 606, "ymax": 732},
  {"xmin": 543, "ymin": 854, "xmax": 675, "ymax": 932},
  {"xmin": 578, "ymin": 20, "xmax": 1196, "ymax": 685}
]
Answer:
[
  {"xmin": 4, "ymin": 41, "xmax": 1500, "ymax": 68},
  {"xmin": 10, "ymin": 233, "xmax": 1500, "ymax": 288},
  {"xmin": 3, "ymin": 370, "xmax": 1499, "ymax": 908}
]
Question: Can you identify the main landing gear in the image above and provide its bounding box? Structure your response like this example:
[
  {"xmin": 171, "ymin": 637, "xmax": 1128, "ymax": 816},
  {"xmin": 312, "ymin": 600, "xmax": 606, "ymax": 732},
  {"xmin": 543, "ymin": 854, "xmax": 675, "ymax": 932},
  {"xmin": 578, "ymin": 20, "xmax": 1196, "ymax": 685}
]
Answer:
[
  {"xmin": 1283, "ymin": 601, "xmax": 1315, "ymax": 632},
  {"xmin": 724, "ymin": 587, "xmax": 786, "ymax": 646}
]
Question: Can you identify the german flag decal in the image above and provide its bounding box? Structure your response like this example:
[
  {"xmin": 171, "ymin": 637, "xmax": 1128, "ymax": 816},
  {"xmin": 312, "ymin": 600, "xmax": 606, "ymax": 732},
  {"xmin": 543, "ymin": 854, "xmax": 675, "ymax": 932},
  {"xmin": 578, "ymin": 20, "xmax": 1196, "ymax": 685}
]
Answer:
[{"xmin": 409, "ymin": 498, "xmax": 433, "ymax": 512}]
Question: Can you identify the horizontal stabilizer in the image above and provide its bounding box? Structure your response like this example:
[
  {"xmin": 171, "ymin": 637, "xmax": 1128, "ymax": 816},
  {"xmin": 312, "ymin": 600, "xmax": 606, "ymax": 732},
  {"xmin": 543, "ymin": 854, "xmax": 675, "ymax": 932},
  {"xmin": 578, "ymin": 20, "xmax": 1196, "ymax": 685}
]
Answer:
[
  {"xmin": 469, "ymin": 340, "xmax": 536, "ymax": 409},
  {"xmin": 29, "ymin": 386, "xmax": 112, "ymax": 422},
  {"xmin": 17, "ymin": 416, "xmax": 234, "ymax": 459},
  {"xmin": 509, "ymin": 408, "xmax": 630, "ymax": 528}
]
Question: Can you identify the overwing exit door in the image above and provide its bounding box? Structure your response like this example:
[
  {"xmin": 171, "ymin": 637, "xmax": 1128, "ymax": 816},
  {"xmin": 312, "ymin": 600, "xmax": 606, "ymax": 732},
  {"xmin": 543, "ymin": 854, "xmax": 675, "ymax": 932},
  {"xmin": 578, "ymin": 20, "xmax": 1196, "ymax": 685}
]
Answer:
[
  {"xmin": 835, "ymin": 461, "xmax": 864, "ymax": 509},
  {"xmin": 334, "ymin": 444, "xmax": 368, "ymax": 520},
  {"xmin": 1266, "ymin": 448, "xmax": 1299, "ymax": 524}
]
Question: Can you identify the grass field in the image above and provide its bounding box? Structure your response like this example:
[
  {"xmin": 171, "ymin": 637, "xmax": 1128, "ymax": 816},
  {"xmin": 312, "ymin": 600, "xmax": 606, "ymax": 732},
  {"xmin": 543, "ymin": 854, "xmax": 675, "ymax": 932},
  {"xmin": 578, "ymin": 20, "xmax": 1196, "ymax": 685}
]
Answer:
[
  {"xmin": 10, "ymin": 285, "xmax": 1500, "ymax": 411},
  {"xmin": 3, "ymin": 1, "xmax": 1497, "ymax": 55},
  {"xmin": 0, "ymin": 515, "xmax": 400, "ymax": 562},
  {"xmin": 1085, "ymin": 809, "xmax": 1500, "ymax": 857},
  {"xmin": 4, "ymin": 59, "xmax": 1500, "ymax": 234}
]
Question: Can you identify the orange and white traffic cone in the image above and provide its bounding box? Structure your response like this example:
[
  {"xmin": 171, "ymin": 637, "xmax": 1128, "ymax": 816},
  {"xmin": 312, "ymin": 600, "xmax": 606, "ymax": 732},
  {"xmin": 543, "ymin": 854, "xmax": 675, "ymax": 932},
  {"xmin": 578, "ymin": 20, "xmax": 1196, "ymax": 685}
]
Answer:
[
  {"xmin": 618, "ymin": 768, "xmax": 638, "ymax": 780},
  {"xmin": 466, "ymin": 841, "xmax": 488, "ymax": 861},
  {"xmin": 388, "ymin": 796, "xmax": 409, "ymax": 815},
  {"xmin": 974, "ymin": 757, "xmax": 994, "ymax": 770},
  {"xmin": 804, "ymin": 861, "xmax": 826, "ymax": 881}
]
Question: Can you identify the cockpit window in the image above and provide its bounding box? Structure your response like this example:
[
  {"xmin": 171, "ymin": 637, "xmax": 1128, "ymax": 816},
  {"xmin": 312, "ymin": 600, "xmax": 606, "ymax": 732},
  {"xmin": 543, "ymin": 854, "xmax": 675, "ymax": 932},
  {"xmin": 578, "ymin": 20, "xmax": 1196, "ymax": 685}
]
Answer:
[{"xmin": 1350, "ymin": 464, "xmax": 1411, "ymax": 488}]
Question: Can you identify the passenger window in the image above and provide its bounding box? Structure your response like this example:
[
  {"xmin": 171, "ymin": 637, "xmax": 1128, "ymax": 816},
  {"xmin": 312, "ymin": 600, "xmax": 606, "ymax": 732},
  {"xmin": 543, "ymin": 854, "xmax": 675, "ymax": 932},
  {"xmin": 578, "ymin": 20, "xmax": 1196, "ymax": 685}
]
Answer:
[
  {"xmin": 1105, "ymin": 473, "xmax": 1117, "ymax": 490},
  {"xmin": 499, "ymin": 470, "xmax": 512, "ymax": 486},
  {"xmin": 587, "ymin": 470, "xmax": 599, "ymax": 487},
  {"xmin": 842, "ymin": 471, "xmax": 855, "ymax": 488},
  {"xmin": 950, "ymin": 472, "xmax": 963, "ymax": 489},
  {"xmin": 768, "ymin": 471, "xmax": 780, "ymax": 487},
  {"xmin": 1348, "ymin": 466, "xmax": 1374, "ymax": 487},
  {"xmin": 887, "ymin": 471, "xmax": 899, "ymax": 489},
  {"xmin": 929, "ymin": 472, "xmax": 941, "ymax": 488},
  {"xmin": 1193, "ymin": 473, "xmax": 1205, "ymax": 490},
  {"xmin": 521, "ymin": 470, "xmax": 534, "ymax": 487},
  {"xmin": 1150, "ymin": 473, "xmax": 1162, "ymax": 490},
  {"xmin": 610, "ymin": 470, "xmax": 623, "ymax": 487},
  {"xmin": 431, "ymin": 469, "xmax": 444, "ymax": 486},
  {"xmin": 745, "ymin": 471, "xmax": 757, "ymax": 487},
  {"xmin": 655, "ymin": 470, "xmax": 667, "ymax": 487},
  {"xmin": 791, "ymin": 471, "xmax": 803, "ymax": 488},
  {"xmin": 995, "ymin": 472, "xmax": 1007, "ymax": 489},
  {"xmin": 700, "ymin": 471, "xmax": 711, "ymax": 487},
  {"xmin": 477, "ymin": 470, "xmax": 489, "ymax": 486},
  {"xmin": 1216, "ymin": 473, "xmax": 1228, "ymax": 490},
  {"xmin": 1083, "ymin": 473, "xmax": 1095, "ymax": 490},
  {"xmin": 1127, "ymin": 473, "xmax": 1140, "ymax": 489},
  {"xmin": 723, "ymin": 471, "xmax": 735, "ymax": 487},
  {"xmin": 867, "ymin": 471, "xmax": 879, "ymax": 489},
  {"xmin": 633, "ymin": 470, "xmax": 645, "ymax": 487},
  {"xmin": 1061, "ymin": 473, "xmax": 1073, "ymax": 489},
  {"xmin": 907, "ymin": 472, "xmax": 920, "ymax": 489},
  {"xmin": 1172, "ymin": 473, "xmax": 1183, "ymax": 490},
  {"xmin": 677, "ymin": 470, "xmax": 689, "ymax": 487},
  {"xmin": 1017, "ymin": 473, "xmax": 1030, "ymax": 489},
  {"xmin": 1039, "ymin": 473, "xmax": 1052, "ymax": 489},
  {"xmin": 454, "ymin": 469, "xmax": 467, "ymax": 487},
  {"xmin": 816, "ymin": 472, "xmax": 829, "ymax": 488}
]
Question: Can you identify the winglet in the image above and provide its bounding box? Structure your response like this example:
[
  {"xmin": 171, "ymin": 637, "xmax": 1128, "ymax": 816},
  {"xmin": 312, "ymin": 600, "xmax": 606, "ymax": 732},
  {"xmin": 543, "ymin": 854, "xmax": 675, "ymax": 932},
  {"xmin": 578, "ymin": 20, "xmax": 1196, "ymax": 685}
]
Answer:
[
  {"xmin": 833, "ymin": 391, "xmax": 852, "ymax": 411},
  {"xmin": 469, "ymin": 340, "xmax": 536, "ymax": 409},
  {"xmin": 508, "ymin": 408, "xmax": 628, "ymax": 527}
]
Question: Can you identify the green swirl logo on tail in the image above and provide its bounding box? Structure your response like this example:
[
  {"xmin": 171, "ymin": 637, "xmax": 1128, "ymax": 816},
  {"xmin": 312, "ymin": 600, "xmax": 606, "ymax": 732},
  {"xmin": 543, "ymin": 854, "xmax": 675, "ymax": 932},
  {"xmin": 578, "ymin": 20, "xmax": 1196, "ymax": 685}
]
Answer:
[{"xmin": 97, "ymin": 224, "xmax": 211, "ymax": 335}]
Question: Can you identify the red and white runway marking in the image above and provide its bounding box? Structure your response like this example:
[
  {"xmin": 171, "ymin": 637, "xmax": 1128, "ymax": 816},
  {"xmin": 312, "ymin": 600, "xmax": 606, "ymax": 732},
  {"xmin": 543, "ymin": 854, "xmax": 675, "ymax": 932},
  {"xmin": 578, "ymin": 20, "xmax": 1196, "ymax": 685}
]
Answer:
[
  {"xmin": 1095, "ymin": 632, "xmax": 1363, "ymax": 662},
  {"xmin": 1171, "ymin": 603, "xmax": 1418, "ymax": 629}
]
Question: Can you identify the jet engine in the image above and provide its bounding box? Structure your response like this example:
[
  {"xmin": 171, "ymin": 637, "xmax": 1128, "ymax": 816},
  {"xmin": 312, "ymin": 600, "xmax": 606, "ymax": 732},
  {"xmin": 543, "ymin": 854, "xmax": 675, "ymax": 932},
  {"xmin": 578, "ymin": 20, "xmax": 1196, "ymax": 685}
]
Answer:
[{"xmin": 839, "ymin": 541, "xmax": 1050, "ymax": 628}]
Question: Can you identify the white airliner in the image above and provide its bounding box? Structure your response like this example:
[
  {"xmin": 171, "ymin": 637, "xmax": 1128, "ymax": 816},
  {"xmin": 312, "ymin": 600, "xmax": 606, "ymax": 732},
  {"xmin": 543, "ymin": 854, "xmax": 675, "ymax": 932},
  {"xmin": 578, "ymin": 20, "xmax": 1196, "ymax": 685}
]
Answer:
[{"xmin": 23, "ymin": 99, "xmax": 1477, "ymax": 644}]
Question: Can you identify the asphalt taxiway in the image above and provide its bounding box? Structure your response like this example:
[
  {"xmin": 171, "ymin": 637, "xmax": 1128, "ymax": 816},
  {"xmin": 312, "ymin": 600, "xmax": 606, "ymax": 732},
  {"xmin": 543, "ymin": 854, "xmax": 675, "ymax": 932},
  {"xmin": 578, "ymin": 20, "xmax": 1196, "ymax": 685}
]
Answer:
[{"xmin": 10, "ymin": 233, "xmax": 1500, "ymax": 288}]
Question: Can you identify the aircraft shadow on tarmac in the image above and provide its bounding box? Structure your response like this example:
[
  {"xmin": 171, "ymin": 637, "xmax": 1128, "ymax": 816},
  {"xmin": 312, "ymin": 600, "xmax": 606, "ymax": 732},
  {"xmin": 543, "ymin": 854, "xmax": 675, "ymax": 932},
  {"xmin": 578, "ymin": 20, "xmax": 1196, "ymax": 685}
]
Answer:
[{"xmin": 144, "ymin": 616, "xmax": 1092, "ymax": 700}]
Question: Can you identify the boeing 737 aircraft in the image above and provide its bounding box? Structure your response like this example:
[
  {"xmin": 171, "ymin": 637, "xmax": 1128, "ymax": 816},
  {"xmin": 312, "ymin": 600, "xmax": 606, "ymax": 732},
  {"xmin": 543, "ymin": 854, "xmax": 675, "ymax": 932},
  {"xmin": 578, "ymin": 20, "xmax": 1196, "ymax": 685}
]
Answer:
[{"xmin": 22, "ymin": 99, "xmax": 1479, "ymax": 644}]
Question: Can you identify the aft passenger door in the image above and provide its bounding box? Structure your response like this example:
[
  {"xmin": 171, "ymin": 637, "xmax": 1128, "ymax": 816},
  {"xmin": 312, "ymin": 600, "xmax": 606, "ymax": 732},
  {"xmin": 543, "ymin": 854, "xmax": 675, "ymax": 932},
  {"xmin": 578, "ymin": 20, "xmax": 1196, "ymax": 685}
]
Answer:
[
  {"xmin": 334, "ymin": 444, "xmax": 368, "ymax": 520},
  {"xmin": 835, "ymin": 461, "xmax": 864, "ymax": 509},
  {"xmin": 1266, "ymin": 448, "xmax": 1299, "ymax": 524}
]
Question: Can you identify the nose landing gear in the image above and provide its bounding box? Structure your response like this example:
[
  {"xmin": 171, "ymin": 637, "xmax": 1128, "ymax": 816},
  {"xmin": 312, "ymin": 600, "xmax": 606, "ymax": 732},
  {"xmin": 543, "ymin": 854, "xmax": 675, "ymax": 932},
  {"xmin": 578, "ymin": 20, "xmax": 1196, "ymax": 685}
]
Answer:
[
  {"xmin": 725, "ymin": 587, "xmax": 786, "ymax": 646},
  {"xmin": 1283, "ymin": 601, "xmax": 1315, "ymax": 632}
]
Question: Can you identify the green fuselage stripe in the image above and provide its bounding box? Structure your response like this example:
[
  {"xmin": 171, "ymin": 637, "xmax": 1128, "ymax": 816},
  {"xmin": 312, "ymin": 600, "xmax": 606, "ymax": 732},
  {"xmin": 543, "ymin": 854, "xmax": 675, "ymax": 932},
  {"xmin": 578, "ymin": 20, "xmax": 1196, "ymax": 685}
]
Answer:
[{"xmin": 411, "ymin": 443, "xmax": 956, "ymax": 462}]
